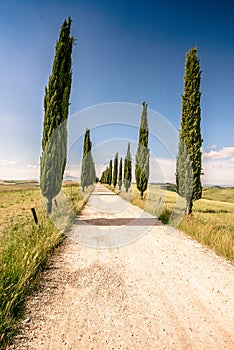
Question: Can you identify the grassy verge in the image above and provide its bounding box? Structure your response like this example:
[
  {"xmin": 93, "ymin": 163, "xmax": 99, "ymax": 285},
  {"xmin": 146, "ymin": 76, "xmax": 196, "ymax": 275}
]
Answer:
[
  {"xmin": 109, "ymin": 184, "xmax": 234, "ymax": 264},
  {"xmin": 178, "ymin": 196, "xmax": 234, "ymax": 263},
  {"xmin": 0, "ymin": 182, "xmax": 92, "ymax": 347}
]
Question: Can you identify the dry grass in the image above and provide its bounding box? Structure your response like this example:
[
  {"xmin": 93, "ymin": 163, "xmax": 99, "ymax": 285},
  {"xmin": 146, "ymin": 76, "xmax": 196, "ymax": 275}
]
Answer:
[
  {"xmin": 0, "ymin": 182, "xmax": 92, "ymax": 347},
  {"xmin": 179, "ymin": 196, "xmax": 234, "ymax": 262},
  {"xmin": 0, "ymin": 184, "xmax": 41, "ymax": 235},
  {"xmin": 202, "ymin": 187, "xmax": 234, "ymax": 204},
  {"xmin": 111, "ymin": 184, "xmax": 234, "ymax": 264}
]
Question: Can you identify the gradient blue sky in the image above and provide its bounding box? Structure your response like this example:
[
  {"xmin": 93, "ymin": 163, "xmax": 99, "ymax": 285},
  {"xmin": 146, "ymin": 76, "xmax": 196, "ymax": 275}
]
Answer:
[{"xmin": 0, "ymin": 0, "xmax": 234, "ymax": 184}]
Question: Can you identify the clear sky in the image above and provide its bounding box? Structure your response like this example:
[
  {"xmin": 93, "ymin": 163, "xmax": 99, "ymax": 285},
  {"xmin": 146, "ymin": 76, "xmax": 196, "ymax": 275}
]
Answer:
[{"xmin": 0, "ymin": 0, "xmax": 233, "ymax": 185}]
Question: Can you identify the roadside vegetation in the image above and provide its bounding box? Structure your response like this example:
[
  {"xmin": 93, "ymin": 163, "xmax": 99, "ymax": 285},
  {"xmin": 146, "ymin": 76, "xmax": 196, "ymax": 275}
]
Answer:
[
  {"xmin": 0, "ymin": 181, "xmax": 91, "ymax": 347},
  {"xmin": 110, "ymin": 184, "xmax": 234, "ymax": 264}
]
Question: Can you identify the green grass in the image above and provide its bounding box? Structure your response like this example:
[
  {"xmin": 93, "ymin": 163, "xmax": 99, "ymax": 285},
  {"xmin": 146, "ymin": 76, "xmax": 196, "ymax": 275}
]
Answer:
[
  {"xmin": 0, "ymin": 182, "xmax": 92, "ymax": 347},
  {"xmin": 111, "ymin": 184, "xmax": 234, "ymax": 264},
  {"xmin": 0, "ymin": 213, "xmax": 62, "ymax": 346}
]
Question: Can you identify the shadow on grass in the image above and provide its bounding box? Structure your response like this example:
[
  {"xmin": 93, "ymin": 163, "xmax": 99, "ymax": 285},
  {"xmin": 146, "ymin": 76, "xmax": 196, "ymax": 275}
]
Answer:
[{"xmin": 198, "ymin": 209, "xmax": 229, "ymax": 214}]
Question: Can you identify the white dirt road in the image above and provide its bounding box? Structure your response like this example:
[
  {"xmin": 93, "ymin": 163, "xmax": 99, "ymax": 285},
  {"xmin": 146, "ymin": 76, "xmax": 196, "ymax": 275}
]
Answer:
[{"xmin": 7, "ymin": 184, "xmax": 234, "ymax": 349}]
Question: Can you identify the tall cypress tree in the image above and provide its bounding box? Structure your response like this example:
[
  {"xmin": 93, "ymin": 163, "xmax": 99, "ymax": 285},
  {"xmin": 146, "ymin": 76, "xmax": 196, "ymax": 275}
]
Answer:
[
  {"xmin": 176, "ymin": 47, "xmax": 202, "ymax": 215},
  {"xmin": 113, "ymin": 152, "xmax": 118, "ymax": 188},
  {"xmin": 135, "ymin": 101, "xmax": 150, "ymax": 198},
  {"xmin": 124, "ymin": 143, "xmax": 132, "ymax": 192},
  {"xmin": 81, "ymin": 129, "xmax": 96, "ymax": 191},
  {"xmin": 40, "ymin": 17, "xmax": 74, "ymax": 213},
  {"xmin": 118, "ymin": 157, "xmax": 123, "ymax": 190},
  {"xmin": 108, "ymin": 159, "xmax": 112, "ymax": 185}
]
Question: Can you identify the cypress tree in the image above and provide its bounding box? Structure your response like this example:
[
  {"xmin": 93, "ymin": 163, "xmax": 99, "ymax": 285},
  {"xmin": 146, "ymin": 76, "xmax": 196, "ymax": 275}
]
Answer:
[
  {"xmin": 135, "ymin": 101, "xmax": 150, "ymax": 198},
  {"xmin": 176, "ymin": 47, "xmax": 202, "ymax": 215},
  {"xmin": 105, "ymin": 166, "xmax": 109, "ymax": 184},
  {"xmin": 118, "ymin": 157, "xmax": 123, "ymax": 190},
  {"xmin": 108, "ymin": 159, "xmax": 112, "ymax": 185},
  {"xmin": 124, "ymin": 143, "xmax": 132, "ymax": 192},
  {"xmin": 113, "ymin": 152, "xmax": 118, "ymax": 188},
  {"xmin": 81, "ymin": 129, "xmax": 96, "ymax": 191},
  {"xmin": 40, "ymin": 17, "xmax": 74, "ymax": 213},
  {"xmin": 100, "ymin": 166, "xmax": 109, "ymax": 184},
  {"xmin": 100, "ymin": 170, "xmax": 105, "ymax": 183}
]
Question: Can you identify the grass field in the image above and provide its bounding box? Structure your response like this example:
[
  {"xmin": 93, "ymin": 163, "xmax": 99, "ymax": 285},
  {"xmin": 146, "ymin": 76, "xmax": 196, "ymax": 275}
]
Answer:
[
  {"xmin": 0, "ymin": 181, "xmax": 92, "ymax": 347},
  {"xmin": 112, "ymin": 184, "xmax": 234, "ymax": 264}
]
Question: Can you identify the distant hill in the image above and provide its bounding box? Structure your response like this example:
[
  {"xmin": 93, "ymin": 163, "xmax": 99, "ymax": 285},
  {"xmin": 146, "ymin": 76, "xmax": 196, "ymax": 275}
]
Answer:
[
  {"xmin": 63, "ymin": 176, "xmax": 78, "ymax": 182},
  {"xmin": 0, "ymin": 180, "xmax": 39, "ymax": 186},
  {"xmin": 202, "ymin": 187, "xmax": 234, "ymax": 204}
]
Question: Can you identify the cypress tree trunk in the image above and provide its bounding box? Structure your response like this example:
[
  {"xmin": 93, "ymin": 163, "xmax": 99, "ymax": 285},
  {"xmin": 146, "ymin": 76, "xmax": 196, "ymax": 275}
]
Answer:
[
  {"xmin": 135, "ymin": 101, "xmax": 150, "ymax": 199},
  {"xmin": 186, "ymin": 200, "xmax": 193, "ymax": 215},
  {"xmin": 40, "ymin": 18, "xmax": 74, "ymax": 214},
  {"xmin": 176, "ymin": 47, "xmax": 203, "ymax": 215},
  {"xmin": 47, "ymin": 198, "xmax": 52, "ymax": 214}
]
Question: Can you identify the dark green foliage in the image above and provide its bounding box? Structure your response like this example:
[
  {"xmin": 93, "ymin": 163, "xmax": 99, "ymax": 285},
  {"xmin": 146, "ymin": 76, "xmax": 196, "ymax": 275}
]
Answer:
[
  {"xmin": 100, "ymin": 168, "xmax": 105, "ymax": 183},
  {"xmin": 176, "ymin": 47, "xmax": 203, "ymax": 215},
  {"xmin": 100, "ymin": 171, "xmax": 105, "ymax": 183},
  {"xmin": 100, "ymin": 166, "xmax": 109, "ymax": 184},
  {"xmin": 81, "ymin": 129, "xmax": 96, "ymax": 191},
  {"xmin": 124, "ymin": 143, "xmax": 132, "ymax": 192},
  {"xmin": 113, "ymin": 153, "xmax": 118, "ymax": 188},
  {"xmin": 108, "ymin": 159, "xmax": 112, "ymax": 185},
  {"xmin": 135, "ymin": 101, "xmax": 150, "ymax": 198},
  {"xmin": 118, "ymin": 157, "xmax": 123, "ymax": 190},
  {"xmin": 40, "ymin": 17, "xmax": 74, "ymax": 213}
]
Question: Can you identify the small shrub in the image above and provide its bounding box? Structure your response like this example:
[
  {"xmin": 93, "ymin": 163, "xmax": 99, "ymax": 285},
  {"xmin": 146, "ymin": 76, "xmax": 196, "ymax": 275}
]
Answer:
[{"xmin": 159, "ymin": 207, "xmax": 172, "ymax": 224}]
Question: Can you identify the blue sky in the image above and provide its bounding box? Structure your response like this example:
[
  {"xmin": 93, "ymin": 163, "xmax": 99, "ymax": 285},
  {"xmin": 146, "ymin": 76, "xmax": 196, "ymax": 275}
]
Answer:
[{"xmin": 0, "ymin": 0, "xmax": 233, "ymax": 185}]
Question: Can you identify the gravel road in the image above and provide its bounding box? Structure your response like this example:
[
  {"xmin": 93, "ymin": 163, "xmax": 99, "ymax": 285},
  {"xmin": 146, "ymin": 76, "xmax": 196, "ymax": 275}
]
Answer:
[{"xmin": 6, "ymin": 184, "xmax": 234, "ymax": 349}]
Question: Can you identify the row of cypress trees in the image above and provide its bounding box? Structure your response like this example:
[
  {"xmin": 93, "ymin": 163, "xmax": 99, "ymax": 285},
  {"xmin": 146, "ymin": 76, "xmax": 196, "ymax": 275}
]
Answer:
[
  {"xmin": 100, "ymin": 143, "xmax": 132, "ymax": 192},
  {"xmin": 99, "ymin": 46, "xmax": 203, "ymax": 215},
  {"xmin": 100, "ymin": 101, "xmax": 149, "ymax": 199},
  {"xmin": 40, "ymin": 16, "xmax": 202, "ymax": 215}
]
